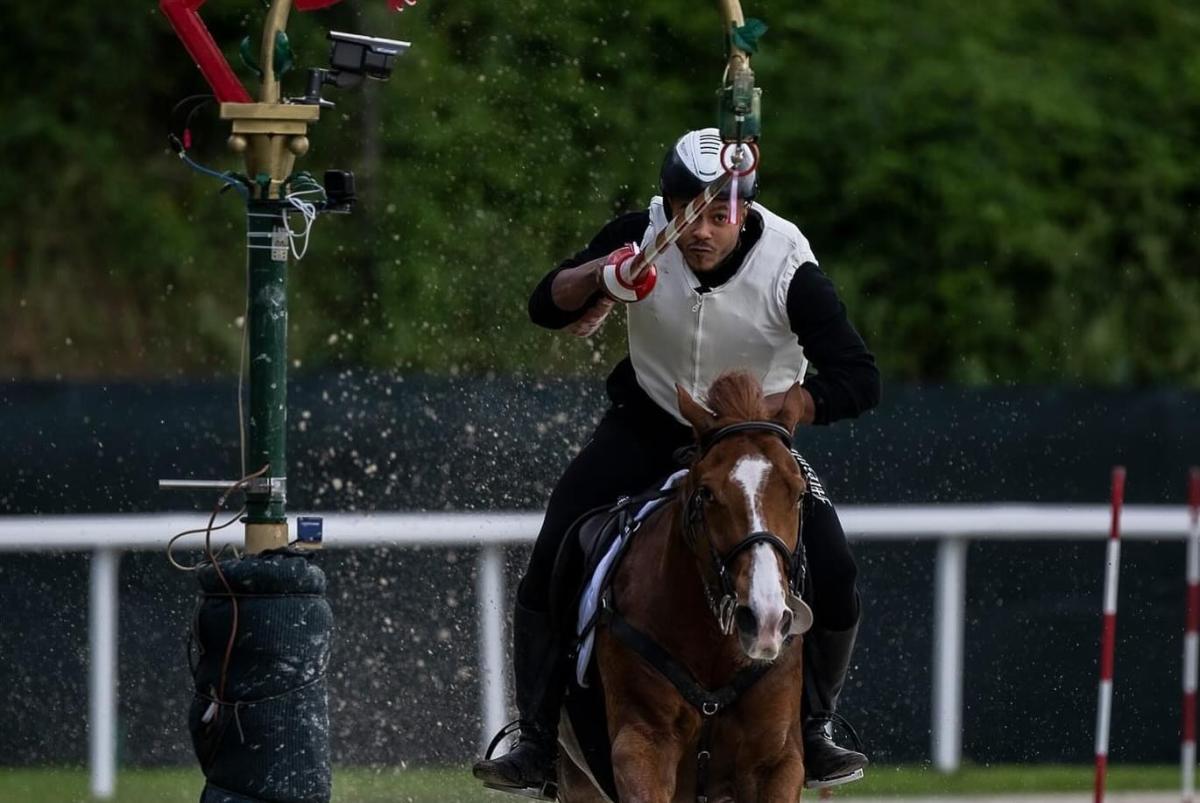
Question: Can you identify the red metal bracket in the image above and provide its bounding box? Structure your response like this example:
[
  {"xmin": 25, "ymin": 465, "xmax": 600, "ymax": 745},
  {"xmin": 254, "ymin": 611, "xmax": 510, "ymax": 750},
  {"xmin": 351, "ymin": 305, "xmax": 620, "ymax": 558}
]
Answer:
[{"xmin": 160, "ymin": 0, "xmax": 253, "ymax": 102}]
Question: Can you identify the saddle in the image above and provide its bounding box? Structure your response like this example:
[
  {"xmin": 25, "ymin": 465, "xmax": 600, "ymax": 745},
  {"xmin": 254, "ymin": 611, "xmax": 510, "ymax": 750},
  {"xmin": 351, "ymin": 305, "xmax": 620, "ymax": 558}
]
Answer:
[
  {"xmin": 547, "ymin": 473, "xmax": 681, "ymax": 644},
  {"xmin": 546, "ymin": 473, "xmax": 682, "ymax": 803}
]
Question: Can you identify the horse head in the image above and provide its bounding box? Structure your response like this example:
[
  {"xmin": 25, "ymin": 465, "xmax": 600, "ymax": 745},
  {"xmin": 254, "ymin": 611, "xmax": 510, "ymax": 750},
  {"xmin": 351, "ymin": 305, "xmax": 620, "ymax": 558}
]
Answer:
[{"xmin": 675, "ymin": 372, "xmax": 809, "ymax": 662}]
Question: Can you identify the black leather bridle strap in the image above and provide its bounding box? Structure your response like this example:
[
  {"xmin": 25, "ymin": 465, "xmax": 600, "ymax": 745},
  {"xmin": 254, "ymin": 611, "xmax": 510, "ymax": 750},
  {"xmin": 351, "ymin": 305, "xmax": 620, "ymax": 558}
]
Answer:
[
  {"xmin": 715, "ymin": 530, "xmax": 795, "ymax": 599},
  {"xmin": 719, "ymin": 530, "xmax": 792, "ymax": 572},
  {"xmin": 698, "ymin": 421, "xmax": 793, "ymax": 458}
]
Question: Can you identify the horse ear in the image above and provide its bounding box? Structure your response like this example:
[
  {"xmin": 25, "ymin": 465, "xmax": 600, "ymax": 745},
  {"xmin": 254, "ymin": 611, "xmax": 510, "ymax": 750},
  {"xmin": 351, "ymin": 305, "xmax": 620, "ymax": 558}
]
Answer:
[
  {"xmin": 676, "ymin": 383, "xmax": 717, "ymax": 436},
  {"xmin": 774, "ymin": 382, "xmax": 807, "ymax": 433}
]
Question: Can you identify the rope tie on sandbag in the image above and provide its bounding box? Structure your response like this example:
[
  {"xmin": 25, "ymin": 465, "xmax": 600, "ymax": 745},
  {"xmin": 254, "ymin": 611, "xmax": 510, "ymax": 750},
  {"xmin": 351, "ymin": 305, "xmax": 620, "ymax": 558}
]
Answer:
[{"xmin": 195, "ymin": 670, "xmax": 330, "ymax": 745}]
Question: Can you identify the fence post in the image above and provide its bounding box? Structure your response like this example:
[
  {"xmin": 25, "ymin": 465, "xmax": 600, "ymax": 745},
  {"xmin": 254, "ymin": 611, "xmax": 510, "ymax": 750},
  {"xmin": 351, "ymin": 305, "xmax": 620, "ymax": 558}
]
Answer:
[
  {"xmin": 89, "ymin": 548, "xmax": 120, "ymax": 799},
  {"xmin": 477, "ymin": 545, "xmax": 508, "ymax": 751},
  {"xmin": 932, "ymin": 536, "xmax": 967, "ymax": 772}
]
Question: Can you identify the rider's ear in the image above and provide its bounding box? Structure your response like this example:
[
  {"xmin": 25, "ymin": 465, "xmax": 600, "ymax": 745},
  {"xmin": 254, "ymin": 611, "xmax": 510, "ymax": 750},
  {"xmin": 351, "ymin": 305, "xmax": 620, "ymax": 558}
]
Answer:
[
  {"xmin": 774, "ymin": 382, "xmax": 807, "ymax": 433},
  {"xmin": 676, "ymin": 383, "xmax": 717, "ymax": 436}
]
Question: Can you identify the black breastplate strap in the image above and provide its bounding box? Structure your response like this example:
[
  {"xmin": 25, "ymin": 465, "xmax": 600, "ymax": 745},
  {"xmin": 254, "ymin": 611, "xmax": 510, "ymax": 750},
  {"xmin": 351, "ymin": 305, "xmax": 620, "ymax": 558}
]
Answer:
[{"xmin": 604, "ymin": 607, "xmax": 775, "ymax": 803}]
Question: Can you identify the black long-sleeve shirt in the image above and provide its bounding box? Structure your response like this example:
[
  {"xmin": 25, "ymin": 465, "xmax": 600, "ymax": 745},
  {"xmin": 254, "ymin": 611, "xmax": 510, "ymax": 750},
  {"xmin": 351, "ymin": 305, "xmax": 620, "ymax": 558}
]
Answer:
[{"xmin": 529, "ymin": 210, "xmax": 880, "ymax": 426}]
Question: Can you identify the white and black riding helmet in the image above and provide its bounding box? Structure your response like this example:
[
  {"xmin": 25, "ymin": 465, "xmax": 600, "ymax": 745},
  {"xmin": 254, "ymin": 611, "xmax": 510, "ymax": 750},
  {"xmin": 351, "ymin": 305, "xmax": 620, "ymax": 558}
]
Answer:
[{"xmin": 659, "ymin": 127, "xmax": 758, "ymax": 210}]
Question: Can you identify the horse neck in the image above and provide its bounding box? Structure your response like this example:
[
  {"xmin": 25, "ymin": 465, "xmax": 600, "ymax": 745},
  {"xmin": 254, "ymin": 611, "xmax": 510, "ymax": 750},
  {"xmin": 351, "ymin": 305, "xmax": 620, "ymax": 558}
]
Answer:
[{"xmin": 616, "ymin": 497, "xmax": 749, "ymax": 686}]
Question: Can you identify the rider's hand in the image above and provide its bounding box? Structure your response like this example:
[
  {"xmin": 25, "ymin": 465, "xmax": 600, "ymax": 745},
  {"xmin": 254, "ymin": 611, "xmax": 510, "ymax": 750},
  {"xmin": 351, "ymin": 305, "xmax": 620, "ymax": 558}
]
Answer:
[
  {"xmin": 566, "ymin": 296, "xmax": 617, "ymax": 338},
  {"xmin": 600, "ymin": 243, "xmax": 657, "ymax": 303}
]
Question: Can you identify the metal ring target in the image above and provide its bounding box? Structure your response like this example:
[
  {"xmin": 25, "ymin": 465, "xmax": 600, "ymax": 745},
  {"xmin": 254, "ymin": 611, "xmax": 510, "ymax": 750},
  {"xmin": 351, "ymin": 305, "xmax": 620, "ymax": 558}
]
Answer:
[{"xmin": 719, "ymin": 141, "xmax": 760, "ymax": 177}]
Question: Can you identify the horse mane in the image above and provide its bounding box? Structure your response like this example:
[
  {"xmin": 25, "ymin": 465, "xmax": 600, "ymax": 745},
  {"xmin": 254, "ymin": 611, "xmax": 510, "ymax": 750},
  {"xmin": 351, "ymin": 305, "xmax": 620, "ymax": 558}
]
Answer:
[{"xmin": 704, "ymin": 371, "xmax": 768, "ymax": 422}]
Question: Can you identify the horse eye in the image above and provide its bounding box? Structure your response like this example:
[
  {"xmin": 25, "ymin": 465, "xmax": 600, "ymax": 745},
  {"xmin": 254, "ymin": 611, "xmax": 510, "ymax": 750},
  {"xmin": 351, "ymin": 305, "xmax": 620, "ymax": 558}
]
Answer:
[{"xmin": 697, "ymin": 485, "xmax": 715, "ymax": 504}]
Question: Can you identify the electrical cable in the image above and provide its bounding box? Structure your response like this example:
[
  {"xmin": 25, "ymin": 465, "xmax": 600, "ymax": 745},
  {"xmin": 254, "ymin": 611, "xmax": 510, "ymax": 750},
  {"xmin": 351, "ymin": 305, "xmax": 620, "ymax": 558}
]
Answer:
[
  {"xmin": 167, "ymin": 508, "xmax": 246, "ymax": 572},
  {"xmin": 282, "ymin": 187, "xmax": 323, "ymax": 260},
  {"xmin": 166, "ymin": 464, "xmax": 271, "ymax": 721},
  {"xmin": 173, "ymin": 149, "xmax": 251, "ymax": 200},
  {"xmin": 166, "ymin": 93, "xmax": 249, "ymax": 199}
]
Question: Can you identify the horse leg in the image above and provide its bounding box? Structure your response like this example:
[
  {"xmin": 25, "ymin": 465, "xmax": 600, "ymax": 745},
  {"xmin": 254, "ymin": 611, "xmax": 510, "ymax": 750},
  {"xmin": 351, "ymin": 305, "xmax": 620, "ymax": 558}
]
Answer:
[
  {"xmin": 557, "ymin": 751, "xmax": 609, "ymax": 803},
  {"xmin": 610, "ymin": 723, "xmax": 684, "ymax": 803},
  {"xmin": 754, "ymin": 751, "xmax": 806, "ymax": 803}
]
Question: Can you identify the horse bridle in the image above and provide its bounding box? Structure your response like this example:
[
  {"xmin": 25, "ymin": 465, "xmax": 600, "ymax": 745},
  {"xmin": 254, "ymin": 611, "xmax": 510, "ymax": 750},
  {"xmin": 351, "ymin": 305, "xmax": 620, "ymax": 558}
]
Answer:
[{"xmin": 683, "ymin": 421, "xmax": 809, "ymax": 635}]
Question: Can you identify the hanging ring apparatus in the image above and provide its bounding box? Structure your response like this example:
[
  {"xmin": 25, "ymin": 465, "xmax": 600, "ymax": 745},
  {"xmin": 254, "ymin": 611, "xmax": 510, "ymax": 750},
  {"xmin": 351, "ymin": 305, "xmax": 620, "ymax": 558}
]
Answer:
[{"xmin": 719, "ymin": 140, "xmax": 759, "ymax": 226}]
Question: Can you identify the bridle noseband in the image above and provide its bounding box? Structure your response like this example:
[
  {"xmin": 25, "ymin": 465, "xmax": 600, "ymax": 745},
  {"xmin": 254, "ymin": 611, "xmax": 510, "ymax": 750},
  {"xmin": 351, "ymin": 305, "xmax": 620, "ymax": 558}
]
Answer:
[{"xmin": 683, "ymin": 421, "xmax": 809, "ymax": 635}]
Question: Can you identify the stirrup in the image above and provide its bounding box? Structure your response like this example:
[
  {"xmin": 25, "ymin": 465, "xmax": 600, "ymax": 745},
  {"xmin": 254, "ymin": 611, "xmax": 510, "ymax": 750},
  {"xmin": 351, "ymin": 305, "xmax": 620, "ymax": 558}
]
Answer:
[
  {"xmin": 807, "ymin": 710, "xmax": 865, "ymax": 750},
  {"xmin": 803, "ymin": 710, "xmax": 867, "ymax": 790},
  {"xmin": 478, "ymin": 720, "xmax": 558, "ymax": 801},
  {"xmin": 482, "ymin": 720, "xmax": 524, "ymax": 761},
  {"xmin": 481, "ymin": 780, "xmax": 559, "ymax": 800},
  {"xmin": 804, "ymin": 767, "xmax": 864, "ymax": 790}
]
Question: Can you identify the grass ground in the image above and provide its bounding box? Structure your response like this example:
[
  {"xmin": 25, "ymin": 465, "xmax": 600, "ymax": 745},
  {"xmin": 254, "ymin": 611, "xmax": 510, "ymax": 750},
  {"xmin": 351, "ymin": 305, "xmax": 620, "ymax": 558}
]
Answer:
[{"xmin": 0, "ymin": 764, "xmax": 1180, "ymax": 802}]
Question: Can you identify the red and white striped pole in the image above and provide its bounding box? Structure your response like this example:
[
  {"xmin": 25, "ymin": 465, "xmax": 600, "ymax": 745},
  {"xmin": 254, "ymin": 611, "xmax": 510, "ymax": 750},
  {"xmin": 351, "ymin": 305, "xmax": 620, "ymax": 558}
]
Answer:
[
  {"xmin": 1094, "ymin": 466, "xmax": 1126, "ymax": 803},
  {"xmin": 1182, "ymin": 467, "xmax": 1200, "ymax": 803}
]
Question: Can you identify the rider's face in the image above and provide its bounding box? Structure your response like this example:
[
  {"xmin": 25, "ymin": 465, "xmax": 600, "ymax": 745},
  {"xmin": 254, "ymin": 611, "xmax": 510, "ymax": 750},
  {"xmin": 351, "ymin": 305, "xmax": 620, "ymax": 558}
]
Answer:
[{"xmin": 670, "ymin": 197, "xmax": 750, "ymax": 273}]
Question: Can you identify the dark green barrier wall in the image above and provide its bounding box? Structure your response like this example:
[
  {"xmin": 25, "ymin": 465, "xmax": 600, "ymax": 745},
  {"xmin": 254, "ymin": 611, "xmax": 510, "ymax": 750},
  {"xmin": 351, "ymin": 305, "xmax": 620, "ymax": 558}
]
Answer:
[{"xmin": 0, "ymin": 376, "xmax": 1197, "ymax": 766}]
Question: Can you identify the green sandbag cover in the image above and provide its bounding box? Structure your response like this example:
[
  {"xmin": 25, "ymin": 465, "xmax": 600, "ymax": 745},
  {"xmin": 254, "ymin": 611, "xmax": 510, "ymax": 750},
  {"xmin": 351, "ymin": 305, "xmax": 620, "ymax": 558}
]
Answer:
[{"xmin": 189, "ymin": 552, "xmax": 333, "ymax": 803}]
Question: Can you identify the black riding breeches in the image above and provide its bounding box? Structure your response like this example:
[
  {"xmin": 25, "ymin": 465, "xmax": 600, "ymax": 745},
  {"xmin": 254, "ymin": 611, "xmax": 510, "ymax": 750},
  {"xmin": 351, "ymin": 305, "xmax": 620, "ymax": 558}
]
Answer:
[
  {"xmin": 518, "ymin": 405, "xmax": 685, "ymax": 610},
  {"xmin": 518, "ymin": 404, "xmax": 860, "ymax": 632}
]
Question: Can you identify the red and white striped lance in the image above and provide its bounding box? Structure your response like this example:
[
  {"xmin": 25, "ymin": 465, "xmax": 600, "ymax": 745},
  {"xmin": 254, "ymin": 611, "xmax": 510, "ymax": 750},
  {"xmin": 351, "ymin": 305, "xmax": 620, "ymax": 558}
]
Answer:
[
  {"xmin": 626, "ymin": 142, "xmax": 757, "ymax": 284},
  {"xmin": 1094, "ymin": 466, "xmax": 1126, "ymax": 803},
  {"xmin": 625, "ymin": 170, "xmax": 734, "ymax": 284},
  {"xmin": 1183, "ymin": 467, "xmax": 1200, "ymax": 803}
]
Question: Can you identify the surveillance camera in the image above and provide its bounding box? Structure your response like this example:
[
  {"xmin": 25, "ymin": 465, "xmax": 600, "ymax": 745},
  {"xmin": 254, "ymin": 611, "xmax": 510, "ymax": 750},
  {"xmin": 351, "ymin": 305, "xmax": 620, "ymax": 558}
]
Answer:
[{"xmin": 327, "ymin": 31, "xmax": 410, "ymax": 81}]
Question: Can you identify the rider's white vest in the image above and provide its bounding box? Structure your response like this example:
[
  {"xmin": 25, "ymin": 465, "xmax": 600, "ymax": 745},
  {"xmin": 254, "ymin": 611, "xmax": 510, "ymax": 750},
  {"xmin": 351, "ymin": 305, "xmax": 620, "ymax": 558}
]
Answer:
[{"xmin": 628, "ymin": 197, "xmax": 815, "ymax": 425}]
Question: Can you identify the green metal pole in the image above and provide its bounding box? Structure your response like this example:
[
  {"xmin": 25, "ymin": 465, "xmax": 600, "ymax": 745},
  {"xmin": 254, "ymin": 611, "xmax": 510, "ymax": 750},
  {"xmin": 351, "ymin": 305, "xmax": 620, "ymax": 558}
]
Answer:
[{"xmin": 245, "ymin": 199, "xmax": 289, "ymax": 526}]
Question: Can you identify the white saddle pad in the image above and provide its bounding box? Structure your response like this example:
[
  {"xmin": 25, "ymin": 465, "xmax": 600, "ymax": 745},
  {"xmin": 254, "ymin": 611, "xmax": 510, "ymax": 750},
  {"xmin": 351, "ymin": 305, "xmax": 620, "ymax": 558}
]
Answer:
[{"xmin": 574, "ymin": 470, "xmax": 687, "ymax": 687}]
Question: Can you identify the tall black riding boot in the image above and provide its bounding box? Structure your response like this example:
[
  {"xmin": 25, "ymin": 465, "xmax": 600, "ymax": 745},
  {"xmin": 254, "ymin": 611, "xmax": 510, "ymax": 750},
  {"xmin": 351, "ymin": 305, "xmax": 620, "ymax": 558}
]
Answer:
[
  {"xmin": 472, "ymin": 601, "xmax": 566, "ymax": 799},
  {"xmin": 802, "ymin": 620, "xmax": 869, "ymax": 789}
]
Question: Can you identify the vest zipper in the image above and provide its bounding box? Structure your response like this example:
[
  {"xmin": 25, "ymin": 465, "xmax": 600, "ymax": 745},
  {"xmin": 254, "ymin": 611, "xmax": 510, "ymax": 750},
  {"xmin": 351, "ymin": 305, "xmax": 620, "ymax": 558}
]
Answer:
[{"xmin": 691, "ymin": 291, "xmax": 705, "ymax": 395}]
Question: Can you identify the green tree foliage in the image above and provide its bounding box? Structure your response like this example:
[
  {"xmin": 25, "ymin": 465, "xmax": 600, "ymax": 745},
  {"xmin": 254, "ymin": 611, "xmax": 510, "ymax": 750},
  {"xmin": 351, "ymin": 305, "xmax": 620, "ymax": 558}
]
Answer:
[{"xmin": 1, "ymin": 0, "xmax": 1198, "ymax": 383}]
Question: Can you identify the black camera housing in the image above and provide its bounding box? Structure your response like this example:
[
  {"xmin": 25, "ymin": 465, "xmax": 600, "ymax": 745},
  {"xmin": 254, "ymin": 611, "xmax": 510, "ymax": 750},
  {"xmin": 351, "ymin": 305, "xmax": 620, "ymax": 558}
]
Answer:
[
  {"xmin": 327, "ymin": 31, "xmax": 410, "ymax": 81},
  {"xmin": 323, "ymin": 170, "xmax": 356, "ymax": 211}
]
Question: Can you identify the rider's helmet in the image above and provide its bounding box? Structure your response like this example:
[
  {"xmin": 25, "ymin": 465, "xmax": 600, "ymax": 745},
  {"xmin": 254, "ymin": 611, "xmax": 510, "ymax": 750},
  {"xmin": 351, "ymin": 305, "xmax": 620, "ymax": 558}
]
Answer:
[{"xmin": 659, "ymin": 127, "xmax": 758, "ymax": 211}]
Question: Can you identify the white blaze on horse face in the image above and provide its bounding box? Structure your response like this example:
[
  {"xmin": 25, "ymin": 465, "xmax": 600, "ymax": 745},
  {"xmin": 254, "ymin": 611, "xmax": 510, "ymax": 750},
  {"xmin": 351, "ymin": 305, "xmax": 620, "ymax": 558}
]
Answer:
[{"xmin": 731, "ymin": 456, "xmax": 788, "ymax": 658}]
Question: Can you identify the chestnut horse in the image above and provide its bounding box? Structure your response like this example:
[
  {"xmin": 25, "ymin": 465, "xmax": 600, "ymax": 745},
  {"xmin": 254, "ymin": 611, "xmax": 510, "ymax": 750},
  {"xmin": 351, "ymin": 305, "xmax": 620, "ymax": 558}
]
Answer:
[{"xmin": 559, "ymin": 372, "xmax": 812, "ymax": 803}]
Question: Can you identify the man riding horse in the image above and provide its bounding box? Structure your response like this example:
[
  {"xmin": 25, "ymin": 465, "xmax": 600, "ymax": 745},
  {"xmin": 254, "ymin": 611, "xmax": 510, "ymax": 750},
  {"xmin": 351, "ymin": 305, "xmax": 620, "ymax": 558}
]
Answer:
[{"xmin": 473, "ymin": 127, "xmax": 880, "ymax": 796}]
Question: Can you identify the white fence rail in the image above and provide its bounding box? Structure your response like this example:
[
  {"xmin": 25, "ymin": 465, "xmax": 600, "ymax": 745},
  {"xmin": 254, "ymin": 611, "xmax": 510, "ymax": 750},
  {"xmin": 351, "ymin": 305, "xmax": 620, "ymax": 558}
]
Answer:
[{"xmin": 0, "ymin": 505, "xmax": 1192, "ymax": 799}]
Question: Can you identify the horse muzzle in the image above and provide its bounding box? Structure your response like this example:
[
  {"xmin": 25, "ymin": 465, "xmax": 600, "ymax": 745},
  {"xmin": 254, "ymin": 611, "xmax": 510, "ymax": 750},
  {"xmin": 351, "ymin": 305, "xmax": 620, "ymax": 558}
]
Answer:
[{"xmin": 735, "ymin": 603, "xmax": 790, "ymax": 661}]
